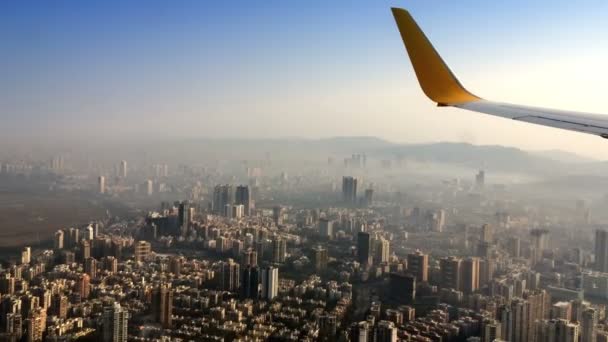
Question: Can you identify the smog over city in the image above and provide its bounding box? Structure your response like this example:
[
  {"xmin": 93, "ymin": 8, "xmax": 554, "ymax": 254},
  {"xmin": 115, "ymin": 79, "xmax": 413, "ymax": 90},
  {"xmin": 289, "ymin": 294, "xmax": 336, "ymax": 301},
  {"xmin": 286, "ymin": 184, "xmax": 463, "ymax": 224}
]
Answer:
[{"xmin": 2, "ymin": 1, "xmax": 608, "ymax": 341}]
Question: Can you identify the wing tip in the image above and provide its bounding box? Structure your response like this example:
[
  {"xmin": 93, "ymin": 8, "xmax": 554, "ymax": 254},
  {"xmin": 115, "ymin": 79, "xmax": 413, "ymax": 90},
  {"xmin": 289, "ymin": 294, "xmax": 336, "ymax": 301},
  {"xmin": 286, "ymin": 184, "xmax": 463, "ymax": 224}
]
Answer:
[{"xmin": 391, "ymin": 7, "xmax": 480, "ymax": 105}]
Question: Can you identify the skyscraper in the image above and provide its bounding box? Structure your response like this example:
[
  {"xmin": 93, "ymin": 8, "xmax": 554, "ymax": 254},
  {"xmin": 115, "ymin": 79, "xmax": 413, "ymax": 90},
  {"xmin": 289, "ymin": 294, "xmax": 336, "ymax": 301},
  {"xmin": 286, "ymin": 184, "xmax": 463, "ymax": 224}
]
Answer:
[
  {"xmin": 178, "ymin": 202, "xmax": 190, "ymax": 237},
  {"xmin": 241, "ymin": 266, "xmax": 260, "ymax": 299},
  {"xmin": 213, "ymin": 185, "xmax": 234, "ymax": 216},
  {"xmin": 51, "ymin": 294, "xmax": 69, "ymax": 319},
  {"xmin": 364, "ymin": 188, "xmax": 374, "ymax": 207},
  {"xmin": 25, "ymin": 308, "xmax": 46, "ymax": 342},
  {"xmin": 119, "ymin": 160, "xmax": 127, "ymax": 178},
  {"xmin": 595, "ymin": 229, "xmax": 608, "ymax": 272},
  {"xmin": 350, "ymin": 321, "xmax": 370, "ymax": 342},
  {"xmin": 54, "ymin": 230, "xmax": 64, "ymax": 250},
  {"xmin": 460, "ymin": 257, "xmax": 480, "ymax": 294},
  {"xmin": 77, "ymin": 273, "xmax": 90, "ymax": 299},
  {"xmin": 220, "ymin": 259, "xmax": 240, "ymax": 292},
  {"xmin": 581, "ymin": 308, "xmax": 597, "ymax": 342},
  {"xmin": 482, "ymin": 319, "xmax": 502, "ymax": 342},
  {"xmin": 313, "ymin": 246, "xmax": 328, "ymax": 271},
  {"xmin": 531, "ymin": 229, "xmax": 550, "ymax": 265},
  {"xmin": 440, "ymin": 256, "xmax": 461, "ymax": 290},
  {"xmin": 374, "ymin": 238, "xmax": 390, "ymax": 264},
  {"xmin": 235, "ymin": 185, "xmax": 252, "ymax": 216},
  {"xmin": 389, "ymin": 273, "xmax": 415, "ymax": 304},
  {"xmin": 85, "ymin": 257, "xmax": 97, "ymax": 279},
  {"xmin": 342, "ymin": 176, "xmax": 358, "ymax": 204},
  {"xmin": 242, "ymin": 248, "xmax": 258, "ymax": 267},
  {"xmin": 271, "ymin": 238, "xmax": 287, "ymax": 264},
  {"xmin": 153, "ymin": 283, "xmax": 173, "ymax": 329},
  {"xmin": 535, "ymin": 319, "xmax": 579, "ymax": 342},
  {"xmin": 319, "ymin": 219, "xmax": 334, "ymax": 239},
  {"xmin": 260, "ymin": 266, "xmax": 279, "ymax": 300},
  {"xmin": 98, "ymin": 176, "xmax": 106, "ymax": 194},
  {"xmin": 407, "ymin": 250, "xmax": 429, "ymax": 282},
  {"xmin": 21, "ymin": 246, "xmax": 31, "ymax": 264},
  {"xmin": 476, "ymin": 170, "xmax": 485, "ymax": 188},
  {"xmin": 481, "ymin": 224, "xmax": 493, "ymax": 243},
  {"xmin": 134, "ymin": 241, "xmax": 152, "ymax": 262},
  {"xmin": 146, "ymin": 179, "xmax": 153, "ymax": 196},
  {"xmin": 376, "ymin": 321, "xmax": 398, "ymax": 342},
  {"xmin": 102, "ymin": 302, "xmax": 129, "ymax": 342},
  {"xmin": 357, "ymin": 232, "xmax": 372, "ymax": 266},
  {"xmin": 272, "ymin": 206, "xmax": 283, "ymax": 225}
]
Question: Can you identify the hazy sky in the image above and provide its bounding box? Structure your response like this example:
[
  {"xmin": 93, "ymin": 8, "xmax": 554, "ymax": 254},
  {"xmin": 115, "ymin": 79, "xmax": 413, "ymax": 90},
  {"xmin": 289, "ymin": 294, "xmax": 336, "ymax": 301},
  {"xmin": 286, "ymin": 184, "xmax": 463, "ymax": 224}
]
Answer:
[{"xmin": 3, "ymin": 0, "xmax": 608, "ymax": 158}]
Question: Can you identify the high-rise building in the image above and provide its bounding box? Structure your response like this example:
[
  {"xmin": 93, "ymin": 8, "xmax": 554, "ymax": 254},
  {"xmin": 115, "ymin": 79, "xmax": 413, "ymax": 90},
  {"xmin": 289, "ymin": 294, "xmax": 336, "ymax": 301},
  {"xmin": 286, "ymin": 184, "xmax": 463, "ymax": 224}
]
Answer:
[
  {"xmin": 230, "ymin": 204, "xmax": 244, "ymax": 219},
  {"xmin": 313, "ymin": 246, "xmax": 328, "ymax": 271},
  {"xmin": 85, "ymin": 257, "xmax": 97, "ymax": 279},
  {"xmin": 479, "ymin": 258, "xmax": 495, "ymax": 287},
  {"xmin": 260, "ymin": 266, "xmax": 279, "ymax": 300},
  {"xmin": 77, "ymin": 273, "xmax": 90, "ymax": 299},
  {"xmin": 84, "ymin": 225, "xmax": 94, "ymax": 240},
  {"xmin": 407, "ymin": 250, "xmax": 429, "ymax": 282},
  {"xmin": 374, "ymin": 238, "xmax": 390, "ymax": 264},
  {"xmin": 531, "ymin": 229, "xmax": 550, "ymax": 265},
  {"xmin": 507, "ymin": 237, "xmax": 521, "ymax": 258},
  {"xmin": 80, "ymin": 240, "xmax": 91, "ymax": 261},
  {"xmin": 357, "ymin": 232, "xmax": 372, "ymax": 266},
  {"xmin": 581, "ymin": 308, "xmax": 597, "ymax": 342},
  {"xmin": 272, "ymin": 206, "xmax": 283, "ymax": 225},
  {"xmin": 342, "ymin": 176, "xmax": 358, "ymax": 204},
  {"xmin": 535, "ymin": 319, "xmax": 579, "ymax": 342},
  {"xmin": 595, "ymin": 230, "xmax": 608, "ymax": 272},
  {"xmin": 0, "ymin": 274, "xmax": 16, "ymax": 295},
  {"xmin": 319, "ymin": 219, "xmax": 334, "ymax": 239},
  {"xmin": 103, "ymin": 256, "xmax": 118, "ymax": 274},
  {"xmin": 440, "ymin": 256, "xmax": 462, "ymax": 290},
  {"xmin": 21, "ymin": 246, "xmax": 31, "ymax": 265},
  {"xmin": 271, "ymin": 238, "xmax": 287, "ymax": 264},
  {"xmin": 431, "ymin": 209, "xmax": 446, "ymax": 232},
  {"xmin": 389, "ymin": 273, "xmax": 415, "ymax": 304},
  {"xmin": 364, "ymin": 188, "xmax": 374, "ymax": 207},
  {"xmin": 460, "ymin": 257, "xmax": 480, "ymax": 294},
  {"xmin": 5, "ymin": 312, "xmax": 22, "ymax": 340},
  {"xmin": 376, "ymin": 320, "xmax": 397, "ymax": 342},
  {"xmin": 482, "ymin": 319, "xmax": 502, "ymax": 342},
  {"xmin": 350, "ymin": 321, "xmax": 370, "ymax": 342},
  {"xmin": 119, "ymin": 160, "xmax": 127, "ymax": 178},
  {"xmin": 67, "ymin": 228, "xmax": 79, "ymax": 249},
  {"xmin": 481, "ymin": 224, "xmax": 493, "ymax": 243},
  {"xmin": 54, "ymin": 230, "xmax": 64, "ymax": 250},
  {"xmin": 220, "ymin": 259, "xmax": 240, "ymax": 292},
  {"xmin": 241, "ymin": 266, "xmax": 260, "ymax": 299},
  {"xmin": 51, "ymin": 294, "xmax": 69, "ymax": 319},
  {"xmin": 319, "ymin": 313, "xmax": 338, "ymax": 339},
  {"xmin": 25, "ymin": 308, "xmax": 46, "ymax": 342},
  {"xmin": 169, "ymin": 256, "xmax": 183, "ymax": 276},
  {"xmin": 98, "ymin": 176, "xmax": 106, "ymax": 194},
  {"xmin": 213, "ymin": 185, "xmax": 234, "ymax": 215},
  {"xmin": 134, "ymin": 241, "xmax": 152, "ymax": 262},
  {"xmin": 242, "ymin": 248, "xmax": 258, "ymax": 267},
  {"xmin": 153, "ymin": 283, "xmax": 173, "ymax": 329},
  {"xmin": 146, "ymin": 179, "xmax": 153, "ymax": 196},
  {"xmin": 102, "ymin": 302, "xmax": 129, "ymax": 342},
  {"xmin": 235, "ymin": 185, "xmax": 252, "ymax": 216},
  {"xmin": 476, "ymin": 170, "xmax": 485, "ymax": 188},
  {"xmin": 178, "ymin": 201, "xmax": 190, "ymax": 237}
]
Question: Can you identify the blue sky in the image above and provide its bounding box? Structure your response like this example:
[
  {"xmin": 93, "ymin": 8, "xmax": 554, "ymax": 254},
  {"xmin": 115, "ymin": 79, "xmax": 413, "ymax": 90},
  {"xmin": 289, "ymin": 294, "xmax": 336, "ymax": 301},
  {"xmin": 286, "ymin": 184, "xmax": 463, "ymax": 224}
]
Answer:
[{"xmin": 2, "ymin": 1, "xmax": 608, "ymax": 157}]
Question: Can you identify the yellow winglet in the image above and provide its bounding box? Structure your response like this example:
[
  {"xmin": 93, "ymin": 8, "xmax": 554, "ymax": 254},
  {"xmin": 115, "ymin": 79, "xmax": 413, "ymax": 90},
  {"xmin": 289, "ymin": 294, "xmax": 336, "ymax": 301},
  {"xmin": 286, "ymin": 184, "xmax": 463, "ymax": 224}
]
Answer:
[{"xmin": 391, "ymin": 8, "xmax": 480, "ymax": 105}]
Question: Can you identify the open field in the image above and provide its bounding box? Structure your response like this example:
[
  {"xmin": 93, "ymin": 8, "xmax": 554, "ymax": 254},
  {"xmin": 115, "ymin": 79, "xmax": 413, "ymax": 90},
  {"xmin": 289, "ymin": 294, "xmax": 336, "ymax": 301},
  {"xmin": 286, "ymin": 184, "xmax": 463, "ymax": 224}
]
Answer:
[{"xmin": 0, "ymin": 187, "xmax": 129, "ymax": 248}]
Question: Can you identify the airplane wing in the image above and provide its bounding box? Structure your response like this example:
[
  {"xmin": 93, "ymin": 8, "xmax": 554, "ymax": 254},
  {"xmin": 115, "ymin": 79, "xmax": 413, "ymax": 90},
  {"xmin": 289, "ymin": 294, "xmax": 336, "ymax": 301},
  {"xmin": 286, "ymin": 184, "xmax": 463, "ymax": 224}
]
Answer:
[{"xmin": 391, "ymin": 7, "xmax": 608, "ymax": 139}]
